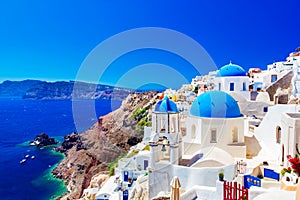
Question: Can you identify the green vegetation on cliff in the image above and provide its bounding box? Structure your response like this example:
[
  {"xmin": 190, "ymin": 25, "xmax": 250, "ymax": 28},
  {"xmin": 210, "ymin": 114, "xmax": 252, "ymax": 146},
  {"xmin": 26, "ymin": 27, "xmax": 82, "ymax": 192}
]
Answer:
[{"xmin": 131, "ymin": 107, "xmax": 152, "ymax": 133}]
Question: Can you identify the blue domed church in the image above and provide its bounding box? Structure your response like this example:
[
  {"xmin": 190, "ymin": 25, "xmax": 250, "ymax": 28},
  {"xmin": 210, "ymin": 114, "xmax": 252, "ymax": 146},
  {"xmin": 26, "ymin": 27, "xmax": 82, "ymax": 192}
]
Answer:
[
  {"xmin": 184, "ymin": 91, "xmax": 246, "ymax": 165},
  {"xmin": 214, "ymin": 62, "xmax": 250, "ymax": 100},
  {"xmin": 147, "ymin": 94, "xmax": 244, "ymax": 199}
]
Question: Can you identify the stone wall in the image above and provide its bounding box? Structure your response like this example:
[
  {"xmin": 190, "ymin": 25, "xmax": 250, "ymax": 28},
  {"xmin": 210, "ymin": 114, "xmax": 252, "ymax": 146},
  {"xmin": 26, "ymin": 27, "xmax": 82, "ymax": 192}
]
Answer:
[{"xmin": 266, "ymin": 71, "xmax": 293, "ymax": 102}]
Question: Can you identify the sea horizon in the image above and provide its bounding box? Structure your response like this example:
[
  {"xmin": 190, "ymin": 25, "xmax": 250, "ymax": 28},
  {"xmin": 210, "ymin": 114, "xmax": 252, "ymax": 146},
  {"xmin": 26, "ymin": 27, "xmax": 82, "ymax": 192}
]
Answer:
[{"xmin": 0, "ymin": 79, "xmax": 168, "ymax": 92}]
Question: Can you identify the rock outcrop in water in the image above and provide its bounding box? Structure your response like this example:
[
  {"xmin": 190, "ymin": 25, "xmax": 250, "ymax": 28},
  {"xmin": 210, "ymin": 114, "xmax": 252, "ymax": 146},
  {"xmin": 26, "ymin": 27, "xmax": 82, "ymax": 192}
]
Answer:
[
  {"xmin": 52, "ymin": 91, "xmax": 158, "ymax": 199},
  {"xmin": 30, "ymin": 133, "xmax": 58, "ymax": 148}
]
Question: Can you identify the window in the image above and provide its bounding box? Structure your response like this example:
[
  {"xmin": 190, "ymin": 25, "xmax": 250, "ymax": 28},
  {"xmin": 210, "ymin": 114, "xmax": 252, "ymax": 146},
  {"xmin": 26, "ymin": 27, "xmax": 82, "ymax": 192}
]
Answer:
[
  {"xmin": 232, "ymin": 127, "xmax": 238, "ymax": 143},
  {"xmin": 210, "ymin": 129, "xmax": 217, "ymax": 143},
  {"xmin": 263, "ymin": 107, "xmax": 268, "ymax": 112},
  {"xmin": 170, "ymin": 116, "xmax": 176, "ymax": 133},
  {"xmin": 271, "ymin": 75, "xmax": 277, "ymax": 83},
  {"xmin": 242, "ymin": 82, "xmax": 247, "ymax": 91},
  {"xmin": 144, "ymin": 160, "xmax": 148, "ymax": 170},
  {"xmin": 230, "ymin": 82, "xmax": 234, "ymax": 91},
  {"xmin": 276, "ymin": 126, "xmax": 281, "ymax": 144},
  {"xmin": 160, "ymin": 116, "xmax": 166, "ymax": 133},
  {"xmin": 191, "ymin": 125, "xmax": 196, "ymax": 139},
  {"xmin": 218, "ymin": 83, "xmax": 221, "ymax": 91}
]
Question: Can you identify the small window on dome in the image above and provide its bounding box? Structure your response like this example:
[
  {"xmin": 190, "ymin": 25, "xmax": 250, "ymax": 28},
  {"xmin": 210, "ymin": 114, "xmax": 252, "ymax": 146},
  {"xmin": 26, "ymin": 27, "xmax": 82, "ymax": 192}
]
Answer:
[
  {"xmin": 210, "ymin": 129, "xmax": 217, "ymax": 143},
  {"xmin": 230, "ymin": 83, "xmax": 235, "ymax": 91}
]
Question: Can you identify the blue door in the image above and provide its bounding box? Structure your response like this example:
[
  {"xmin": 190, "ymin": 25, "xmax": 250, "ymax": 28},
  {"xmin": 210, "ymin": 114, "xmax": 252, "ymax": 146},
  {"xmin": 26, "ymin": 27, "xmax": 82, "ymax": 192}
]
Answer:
[
  {"xmin": 244, "ymin": 175, "xmax": 261, "ymax": 189},
  {"xmin": 144, "ymin": 160, "xmax": 148, "ymax": 170},
  {"xmin": 123, "ymin": 190, "xmax": 129, "ymax": 200},
  {"xmin": 124, "ymin": 171, "xmax": 128, "ymax": 182},
  {"xmin": 264, "ymin": 168, "xmax": 279, "ymax": 181}
]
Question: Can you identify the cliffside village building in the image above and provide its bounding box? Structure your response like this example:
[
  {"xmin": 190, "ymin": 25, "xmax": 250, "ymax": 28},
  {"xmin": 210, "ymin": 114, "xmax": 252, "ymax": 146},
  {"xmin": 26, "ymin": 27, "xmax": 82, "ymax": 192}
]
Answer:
[{"xmin": 84, "ymin": 48, "xmax": 300, "ymax": 200}]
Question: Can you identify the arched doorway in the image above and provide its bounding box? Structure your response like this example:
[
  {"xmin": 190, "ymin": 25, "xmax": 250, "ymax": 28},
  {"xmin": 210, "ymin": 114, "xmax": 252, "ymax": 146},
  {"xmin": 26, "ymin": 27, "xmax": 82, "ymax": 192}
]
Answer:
[
  {"xmin": 276, "ymin": 126, "xmax": 281, "ymax": 144},
  {"xmin": 232, "ymin": 127, "xmax": 238, "ymax": 143}
]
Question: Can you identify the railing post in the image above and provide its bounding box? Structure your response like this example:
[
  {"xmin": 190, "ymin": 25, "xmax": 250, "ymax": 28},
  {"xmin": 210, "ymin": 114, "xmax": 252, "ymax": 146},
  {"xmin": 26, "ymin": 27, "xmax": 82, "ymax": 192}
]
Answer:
[
  {"xmin": 223, "ymin": 181, "xmax": 226, "ymax": 200},
  {"xmin": 223, "ymin": 181, "xmax": 249, "ymax": 200},
  {"xmin": 234, "ymin": 182, "xmax": 237, "ymax": 199}
]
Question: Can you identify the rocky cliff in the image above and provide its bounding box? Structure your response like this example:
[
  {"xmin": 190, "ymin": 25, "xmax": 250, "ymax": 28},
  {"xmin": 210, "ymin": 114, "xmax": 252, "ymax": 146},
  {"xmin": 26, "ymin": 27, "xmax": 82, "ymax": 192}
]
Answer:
[
  {"xmin": 0, "ymin": 80, "xmax": 134, "ymax": 100},
  {"xmin": 52, "ymin": 91, "xmax": 158, "ymax": 199},
  {"xmin": 0, "ymin": 80, "xmax": 43, "ymax": 97}
]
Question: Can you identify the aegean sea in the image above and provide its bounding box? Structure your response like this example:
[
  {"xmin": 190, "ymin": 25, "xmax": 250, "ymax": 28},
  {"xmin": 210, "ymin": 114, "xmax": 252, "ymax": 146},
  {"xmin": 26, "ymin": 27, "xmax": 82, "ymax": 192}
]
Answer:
[{"xmin": 0, "ymin": 99, "xmax": 121, "ymax": 200}]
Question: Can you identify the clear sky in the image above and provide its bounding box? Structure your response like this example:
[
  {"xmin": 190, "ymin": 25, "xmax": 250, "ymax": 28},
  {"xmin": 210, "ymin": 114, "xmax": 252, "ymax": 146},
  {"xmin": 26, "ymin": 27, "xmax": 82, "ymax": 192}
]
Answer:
[{"xmin": 0, "ymin": 0, "xmax": 299, "ymax": 89}]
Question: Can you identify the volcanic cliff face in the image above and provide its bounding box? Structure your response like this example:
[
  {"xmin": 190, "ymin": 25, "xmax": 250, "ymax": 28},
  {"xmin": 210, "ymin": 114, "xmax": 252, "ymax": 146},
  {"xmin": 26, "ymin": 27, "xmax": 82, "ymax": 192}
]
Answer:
[
  {"xmin": 52, "ymin": 91, "xmax": 158, "ymax": 199},
  {"xmin": 0, "ymin": 79, "xmax": 134, "ymax": 100}
]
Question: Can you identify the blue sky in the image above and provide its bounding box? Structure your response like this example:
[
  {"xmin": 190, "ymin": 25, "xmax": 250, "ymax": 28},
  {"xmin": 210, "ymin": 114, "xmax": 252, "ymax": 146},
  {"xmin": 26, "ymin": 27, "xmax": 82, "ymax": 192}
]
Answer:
[{"xmin": 0, "ymin": 0, "xmax": 299, "ymax": 89}]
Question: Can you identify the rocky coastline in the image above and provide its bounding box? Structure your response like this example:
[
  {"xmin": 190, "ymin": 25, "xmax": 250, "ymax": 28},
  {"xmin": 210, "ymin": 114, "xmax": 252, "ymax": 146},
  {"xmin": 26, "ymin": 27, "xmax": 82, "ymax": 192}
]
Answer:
[
  {"xmin": 30, "ymin": 133, "xmax": 58, "ymax": 148},
  {"xmin": 52, "ymin": 91, "xmax": 158, "ymax": 199}
]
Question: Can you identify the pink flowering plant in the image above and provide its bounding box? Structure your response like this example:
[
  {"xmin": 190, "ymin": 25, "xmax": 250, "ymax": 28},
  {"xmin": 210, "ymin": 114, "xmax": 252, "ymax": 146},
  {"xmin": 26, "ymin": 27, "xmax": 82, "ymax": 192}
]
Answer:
[{"xmin": 287, "ymin": 155, "xmax": 300, "ymax": 176}]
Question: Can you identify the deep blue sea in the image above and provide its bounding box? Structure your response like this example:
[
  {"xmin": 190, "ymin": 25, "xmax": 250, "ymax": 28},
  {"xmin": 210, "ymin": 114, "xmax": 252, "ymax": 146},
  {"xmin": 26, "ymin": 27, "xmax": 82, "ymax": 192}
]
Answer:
[{"xmin": 0, "ymin": 99, "xmax": 121, "ymax": 200}]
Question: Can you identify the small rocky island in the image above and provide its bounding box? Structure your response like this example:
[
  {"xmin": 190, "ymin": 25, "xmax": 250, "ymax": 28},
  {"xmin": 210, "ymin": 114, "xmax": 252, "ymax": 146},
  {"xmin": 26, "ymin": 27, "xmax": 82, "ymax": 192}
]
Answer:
[{"xmin": 30, "ymin": 133, "xmax": 58, "ymax": 148}]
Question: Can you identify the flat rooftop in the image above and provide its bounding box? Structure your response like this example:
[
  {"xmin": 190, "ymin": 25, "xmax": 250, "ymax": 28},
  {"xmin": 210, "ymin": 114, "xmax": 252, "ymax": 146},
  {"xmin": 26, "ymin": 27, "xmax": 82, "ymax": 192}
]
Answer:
[{"xmin": 286, "ymin": 113, "xmax": 300, "ymax": 118}]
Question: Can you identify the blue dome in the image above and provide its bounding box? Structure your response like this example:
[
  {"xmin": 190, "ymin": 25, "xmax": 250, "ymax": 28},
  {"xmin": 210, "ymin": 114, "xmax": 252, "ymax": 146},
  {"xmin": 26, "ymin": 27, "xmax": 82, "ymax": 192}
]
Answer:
[
  {"xmin": 216, "ymin": 62, "xmax": 246, "ymax": 77},
  {"xmin": 155, "ymin": 96, "xmax": 178, "ymax": 113},
  {"xmin": 190, "ymin": 91, "xmax": 242, "ymax": 118}
]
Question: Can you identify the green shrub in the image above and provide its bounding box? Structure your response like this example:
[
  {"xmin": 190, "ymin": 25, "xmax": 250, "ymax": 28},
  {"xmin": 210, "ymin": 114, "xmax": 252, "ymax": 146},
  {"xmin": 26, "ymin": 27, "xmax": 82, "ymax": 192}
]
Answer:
[
  {"xmin": 109, "ymin": 167, "xmax": 115, "ymax": 176},
  {"xmin": 107, "ymin": 154, "xmax": 125, "ymax": 177},
  {"xmin": 131, "ymin": 107, "xmax": 147, "ymax": 121},
  {"xmin": 218, "ymin": 172, "xmax": 224, "ymax": 181}
]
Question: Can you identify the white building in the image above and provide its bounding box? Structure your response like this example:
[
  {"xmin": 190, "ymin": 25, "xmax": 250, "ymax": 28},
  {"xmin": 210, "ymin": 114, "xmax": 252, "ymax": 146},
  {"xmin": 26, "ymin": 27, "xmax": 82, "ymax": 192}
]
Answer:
[
  {"xmin": 148, "ymin": 93, "xmax": 239, "ymax": 199},
  {"xmin": 267, "ymin": 49, "xmax": 300, "ymax": 73},
  {"xmin": 281, "ymin": 112, "xmax": 300, "ymax": 166},
  {"xmin": 249, "ymin": 68, "xmax": 288, "ymax": 92},
  {"xmin": 95, "ymin": 175, "xmax": 120, "ymax": 200},
  {"xmin": 184, "ymin": 90, "xmax": 246, "ymax": 162},
  {"xmin": 252, "ymin": 104, "xmax": 300, "ymax": 165},
  {"xmin": 213, "ymin": 62, "xmax": 250, "ymax": 100},
  {"xmin": 290, "ymin": 50, "xmax": 300, "ymax": 98},
  {"xmin": 249, "ymin": 50, "xmax": 300, "ymax": 93}
]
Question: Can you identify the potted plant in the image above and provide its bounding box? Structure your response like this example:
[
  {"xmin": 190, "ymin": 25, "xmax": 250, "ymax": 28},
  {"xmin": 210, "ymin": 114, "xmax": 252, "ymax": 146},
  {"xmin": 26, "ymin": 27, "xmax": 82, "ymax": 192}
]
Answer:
[
  {"xmin": 281, "ymin": 167, "xmax": 292, "ymax": 177},
  {"xmin": 218, "ymin": 172, "xmax": 224, "ymax": 181}
]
